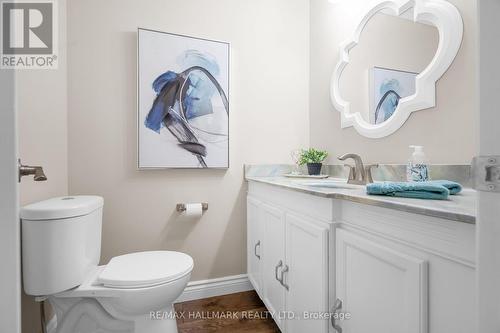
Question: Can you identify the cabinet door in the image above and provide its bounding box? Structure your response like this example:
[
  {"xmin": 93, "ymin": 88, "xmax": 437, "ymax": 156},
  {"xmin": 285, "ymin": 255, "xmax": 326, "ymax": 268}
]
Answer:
[
  {"xmin": 336, "ymin": 229, "xmax": 428, "ymax": 333},
  {"xmin": 247, "ymin": 197, "xmax": 263, "ymax": 296},
  {"xmin": 285, "ymin": 213, "xmax": 329, "ymax": 333},
  {"xmin": 261, "ymin": 203, "xmax": 287, "ymax": 330}
]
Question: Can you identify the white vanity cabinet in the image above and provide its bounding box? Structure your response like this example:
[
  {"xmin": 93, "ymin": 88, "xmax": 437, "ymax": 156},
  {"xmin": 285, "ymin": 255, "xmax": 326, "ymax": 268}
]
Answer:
[
  {"xmin": 261, "ymin": 202, "xmax": 287, "ymax": 330},
  {"xmin": 335, "ymin": 229, "xmax": 428, "ymax": 333},
  {"xmin": 247, "ymin": 180, "xmax": 476, "ymax": 333},
  {"xmin": 247, "ymin": 195, "xmax": 331, "ymax": 333},
  {"xmin": 285, "ymin": 212, "xmax": 329, "ymax": 333},
  {"xmin": 247, "ymin": 196, "xmax": 263, "ymax": 296}
]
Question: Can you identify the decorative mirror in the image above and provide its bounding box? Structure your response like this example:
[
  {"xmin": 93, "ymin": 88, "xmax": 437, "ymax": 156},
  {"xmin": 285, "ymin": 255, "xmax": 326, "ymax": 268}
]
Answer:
[{"xmin": 330, "ymin": 0, "xmax": 463, "ymax": 138}]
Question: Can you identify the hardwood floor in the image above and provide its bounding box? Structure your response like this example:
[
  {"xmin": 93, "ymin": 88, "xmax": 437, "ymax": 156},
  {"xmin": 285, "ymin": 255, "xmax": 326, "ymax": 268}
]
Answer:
[{"xmin": 174, "ymin": 291, "xmax": 280, "ymax": 333}]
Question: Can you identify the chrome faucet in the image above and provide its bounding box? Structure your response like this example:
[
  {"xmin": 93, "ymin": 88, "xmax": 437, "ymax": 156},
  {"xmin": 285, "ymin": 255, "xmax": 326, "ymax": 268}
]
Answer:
[
  {"xmin": 338, "ymin": 153, "xmax": 377, "ymax": 185},
  {"xmin": 18, "ymin": 159, "xmax": 47, "ymax": 182}
]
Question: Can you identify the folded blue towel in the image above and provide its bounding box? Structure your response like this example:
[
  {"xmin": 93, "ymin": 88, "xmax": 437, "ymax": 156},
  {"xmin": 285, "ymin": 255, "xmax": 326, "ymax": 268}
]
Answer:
[
  {"xmin": 366, "ymin": 180, "xmax": 462, "ymax": 200},
  {"xmin": 425, "ymin": 180, "xmax": 462, "ymax": 195}
]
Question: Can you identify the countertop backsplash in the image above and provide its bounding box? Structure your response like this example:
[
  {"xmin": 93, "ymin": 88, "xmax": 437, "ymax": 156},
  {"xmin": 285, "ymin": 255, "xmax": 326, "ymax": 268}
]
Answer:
[{"xmin": 245, "ymin": 164, "xmax": 472, "ymax": 188}]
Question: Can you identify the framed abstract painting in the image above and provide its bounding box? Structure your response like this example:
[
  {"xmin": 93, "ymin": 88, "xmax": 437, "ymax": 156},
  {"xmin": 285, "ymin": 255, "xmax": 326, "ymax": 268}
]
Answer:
[
  {"xmin": 137, "ymin": 28, "xmax": 230, "ymax": 169},
  {"xmin": 369, "ymin": 67, "xmax": 418, "ymax": 125}
]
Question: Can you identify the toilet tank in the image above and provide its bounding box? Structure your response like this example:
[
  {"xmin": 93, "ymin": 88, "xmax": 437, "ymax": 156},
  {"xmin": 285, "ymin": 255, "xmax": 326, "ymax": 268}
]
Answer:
[{"xmin": 21, "ymin": 196, "xmax": 104, "ymax": 296}]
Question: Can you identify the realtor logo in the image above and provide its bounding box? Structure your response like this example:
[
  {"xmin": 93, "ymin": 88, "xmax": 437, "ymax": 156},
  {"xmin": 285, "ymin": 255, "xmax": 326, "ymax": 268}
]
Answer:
[{"xmin": 1, "ymin": 0, "xmax": 58, "ymax": 69}]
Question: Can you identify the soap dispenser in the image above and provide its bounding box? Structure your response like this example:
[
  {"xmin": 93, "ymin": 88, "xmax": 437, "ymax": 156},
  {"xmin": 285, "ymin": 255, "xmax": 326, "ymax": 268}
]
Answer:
[{"xmin": 407, "ymin": 145, "xmax": 429, "ymax": 182}]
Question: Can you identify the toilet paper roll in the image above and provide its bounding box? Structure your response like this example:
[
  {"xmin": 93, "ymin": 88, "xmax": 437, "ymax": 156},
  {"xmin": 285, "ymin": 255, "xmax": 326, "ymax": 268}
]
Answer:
[{"xmin": 184, "ymin": 203, "xmax": 203, "ymax": 217}]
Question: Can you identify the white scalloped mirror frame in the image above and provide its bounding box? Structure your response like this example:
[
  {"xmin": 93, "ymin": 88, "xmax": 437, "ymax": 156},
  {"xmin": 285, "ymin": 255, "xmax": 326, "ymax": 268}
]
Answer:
[{"xmin": 330, "ymin": 0, "xmax": 463, "ymax": 138}]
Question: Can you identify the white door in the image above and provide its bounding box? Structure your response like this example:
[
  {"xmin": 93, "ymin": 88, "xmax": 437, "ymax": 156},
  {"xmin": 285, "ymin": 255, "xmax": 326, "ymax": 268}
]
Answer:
[
  {"xmin": 261, "ymin": 203, "xmax": 286, "ymax": 330},
  {"xmin": 335, "ymin": 229, "xmax": 428, "ymax": 333},
  {"xmin": 476, "ymin": 1, "xmax": 500, "ymax": 331},
  {"xmin": 247, "ymin": 196, "xmax": 263, "ymax": 296},
  {"xmin": 0, "ymin": 71, "xmax": 21, "ymax": 332},
  {"xmin": 285, "ymin": 213, "xmax": 329, "ymax": 333}
]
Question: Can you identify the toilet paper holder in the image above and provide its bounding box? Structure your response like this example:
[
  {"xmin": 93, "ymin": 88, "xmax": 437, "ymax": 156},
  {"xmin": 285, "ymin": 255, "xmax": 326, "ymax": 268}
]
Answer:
[{"xmin": 176, "ymin": 203, "xmax": 209, "ymax": 212}]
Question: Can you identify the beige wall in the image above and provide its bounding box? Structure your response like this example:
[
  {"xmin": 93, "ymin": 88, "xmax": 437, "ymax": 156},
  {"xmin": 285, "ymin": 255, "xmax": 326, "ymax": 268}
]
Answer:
[
  {"xmin": 17, "ymin": 3, "xmax": 68, "ymax": 205},
  {"xmin": 17, "ymin": 0, "xmax": 68, "ymax": 331},
  {"xmin": 67, "ymin": 0, "xmax": 310, "ymax": 280},
  {"xmin": 310, "ymin": 0, "xmax": 477, "ymax": 164}
]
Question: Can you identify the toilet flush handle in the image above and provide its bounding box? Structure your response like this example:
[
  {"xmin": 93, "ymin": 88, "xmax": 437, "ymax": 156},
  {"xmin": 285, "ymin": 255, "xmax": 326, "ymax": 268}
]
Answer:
[{"xmin": 18, "ymin": 159, "xmax": 47, "ymax": 182}]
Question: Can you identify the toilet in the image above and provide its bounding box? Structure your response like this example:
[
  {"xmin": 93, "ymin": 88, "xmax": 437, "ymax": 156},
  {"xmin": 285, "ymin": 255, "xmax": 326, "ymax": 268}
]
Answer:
[{"xmin": 21, "ymin": 196, "xmax": 193, "ymax": 333}]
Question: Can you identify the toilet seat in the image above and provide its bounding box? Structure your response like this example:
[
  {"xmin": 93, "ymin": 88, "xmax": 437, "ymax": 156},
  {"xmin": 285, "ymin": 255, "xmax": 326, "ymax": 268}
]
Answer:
[{"xmin": 98, "ymin": 251, "xmax": 194, "ymax": 289}]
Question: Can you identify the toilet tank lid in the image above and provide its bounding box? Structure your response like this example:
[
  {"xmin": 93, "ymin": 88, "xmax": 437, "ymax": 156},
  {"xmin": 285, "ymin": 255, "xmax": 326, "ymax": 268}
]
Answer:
[{"xmin": 20, "ymin": 196, "xmax": 104, "ymax": 220}]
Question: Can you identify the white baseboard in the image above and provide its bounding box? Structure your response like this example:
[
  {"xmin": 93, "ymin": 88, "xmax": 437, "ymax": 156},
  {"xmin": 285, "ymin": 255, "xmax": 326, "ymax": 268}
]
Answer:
[{"xmin": 175, "ymin": 274, "xmax": 253, "ymax": 303}]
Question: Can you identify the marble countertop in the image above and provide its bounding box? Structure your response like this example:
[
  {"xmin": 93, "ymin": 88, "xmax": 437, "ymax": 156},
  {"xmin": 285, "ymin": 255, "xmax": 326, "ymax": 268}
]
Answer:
[{"xmin": 246, "ymin": 176, "xmax": 476, "ymax": 224}]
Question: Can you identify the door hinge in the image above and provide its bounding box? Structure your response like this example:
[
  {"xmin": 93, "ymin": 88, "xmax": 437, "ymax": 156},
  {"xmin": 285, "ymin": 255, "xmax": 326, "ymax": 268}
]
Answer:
[{"xmin": 472, "ymin": 156, "xmax": 500, "ymax": 192}]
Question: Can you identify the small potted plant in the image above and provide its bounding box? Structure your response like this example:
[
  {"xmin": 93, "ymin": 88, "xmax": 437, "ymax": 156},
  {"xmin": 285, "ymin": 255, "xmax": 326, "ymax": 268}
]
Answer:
[{"xmin": 299, "ymin": 148, "xmax": 328, "ymax": 175}]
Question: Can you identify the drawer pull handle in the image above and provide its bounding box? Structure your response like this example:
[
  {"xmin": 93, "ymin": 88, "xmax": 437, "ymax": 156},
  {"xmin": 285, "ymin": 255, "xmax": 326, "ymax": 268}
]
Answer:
[
  {"xmin": 280, "ymin": 264, "xmax": 289, "ymax": 290},
  {"xmin": 275, "ymin": 260, "xmax": 283, "ymax": 283},
  {"xmin": 331, "ymin": 298, "xmax": 343, "ymax": 333},
  {"xmin": 254, "ymin": 241, "xmax": 261, "ymax": 259}
]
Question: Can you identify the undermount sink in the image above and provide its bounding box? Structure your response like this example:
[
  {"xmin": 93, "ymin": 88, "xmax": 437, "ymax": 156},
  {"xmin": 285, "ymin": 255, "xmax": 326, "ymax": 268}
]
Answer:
[{"xmin": 296, "ymin": 179, "xmax": 364, "ymax": 189}]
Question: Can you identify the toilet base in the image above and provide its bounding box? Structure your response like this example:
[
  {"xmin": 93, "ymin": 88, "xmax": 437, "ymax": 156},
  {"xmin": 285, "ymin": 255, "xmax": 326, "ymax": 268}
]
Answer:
[
  {"xmin": 49, "ymin": 298, "xmax": 180, "ymax": 333},
  {"xmin": 46, "ymin": 267, "xmax": 191, "ymax": 333},
  {"xmin": 134, "ymin": 305, "xmax": 178, "ymax": 333}
]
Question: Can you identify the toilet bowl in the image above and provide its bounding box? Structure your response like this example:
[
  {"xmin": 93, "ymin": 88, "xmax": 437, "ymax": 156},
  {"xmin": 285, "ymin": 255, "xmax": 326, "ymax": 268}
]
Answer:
[{"xmin": 21, "ymin": 196, "xmax": 193, "ymax": 333}]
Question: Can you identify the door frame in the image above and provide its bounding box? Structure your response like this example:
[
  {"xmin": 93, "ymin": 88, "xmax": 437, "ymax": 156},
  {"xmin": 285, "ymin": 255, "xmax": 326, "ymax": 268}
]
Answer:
[
  {"xmin": 476, "ymin": 0, "xmax": 500, "ymax": 331},
  {"xmin": 0, "ymin": 70, "xmax": 21, "ymax": 332}
]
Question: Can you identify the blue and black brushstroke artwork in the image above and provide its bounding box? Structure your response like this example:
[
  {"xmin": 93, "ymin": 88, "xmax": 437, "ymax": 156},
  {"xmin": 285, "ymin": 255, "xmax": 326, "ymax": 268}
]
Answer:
[
  {"xmin": 144, "ymin": 50, "xmax": 228, "ymax": 167},
  {"xmin": 375, "ymin": 79, "xmax": 401, "ymax": 124}
]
